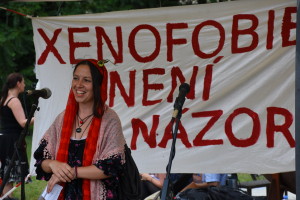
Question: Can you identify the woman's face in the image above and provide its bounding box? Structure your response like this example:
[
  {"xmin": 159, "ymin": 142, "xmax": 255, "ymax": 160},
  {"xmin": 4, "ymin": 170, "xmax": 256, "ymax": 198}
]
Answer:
[
  {"xmin": 18, "ymin": 78, "xmax": 25, "ymax": 92},
  {"xmin": 72, "ymin": 64, "xmax": 94, "ymax": 105}
]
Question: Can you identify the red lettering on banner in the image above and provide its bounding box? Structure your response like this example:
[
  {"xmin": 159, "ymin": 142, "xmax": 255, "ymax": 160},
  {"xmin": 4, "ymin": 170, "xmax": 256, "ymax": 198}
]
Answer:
[
  {"xmin": 203, "ymin": 56, "xmax": 224, "ymax": 101},
  {"xmin": 158, "ymin": 120, "xmax": 192, "ymax": 148},
  {"xmin": 128, "ymin": 107, "xmax": 294, "ymax": 149},
  {"xmin": 192, "ymin": 110, "xmax": 223, "ymax": 146},
  {"xmin": 225, "ymin": 108, "xmax": 260, "ymax": 147},
  {"xmin": 166, "ymin": 66, "xmax": 197, "ymax": 102},
  {"xmin": 37, "ymin": 28, "xmax": 65, "ymax": 64},
  {"xmin": 95, "ymin": 26, "xmax": 123, "ymax": 64},
  {"xmin": 186, "ymin": 66, "xmax": 198, "ymax": 100},
  {"xmin": 168, "ymin": 67, "xmax": 186, "ymax": 102},
  {"xmin": 131, "ymin": 115, "xmax": 159, "ymax": 150},
  {"xmin": 232, "ymin": 14, "xmax": 259, "ymax": 53},
  {"xmin": 166, "ymin": 23, "xmax": 188, "ymax": 62},
  {"xmin": 266, "ymin": 10, "xmax": 275, "ymax": 50},
  {"xmin": 282, "ymin": 7, "xmax": 296, "ymax": 47},
  {"xmin": 266, "ymin": 107, "xmax": 295, "ymax": 148},
  {"xmin": 108, "ymin": 63, "xmax": 228, "ymax": 106},
  {"xmin": 143, "ymin": 68, "xmax": 165, "ymax": 106},
  {"xmin": 36, "ymin": 7, "xmax": 297, "ymax": 64},
  {"xmin": 109, "ymin": 70, "xmax": 136, "ymax": 107},
  {"xmin": 69, "ymin": 27, "xmax": 91, "ymax": 64},
  {"xmin": 192, "ymin": 20, "xmax": 225, "ymax": 59},
  {"xmin": 129, "ymin": 25, "xmax": 161, "ymax": 63}
]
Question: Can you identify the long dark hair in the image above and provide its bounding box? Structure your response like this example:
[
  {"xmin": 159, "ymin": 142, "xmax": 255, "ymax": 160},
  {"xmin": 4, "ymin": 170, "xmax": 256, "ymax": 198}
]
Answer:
[
  {"xmin": 0, "ymin": 73, "xmax": 23, "ymax": 107},
  {"xmin": 73, "ymin": 60, "xmax": 105, "ymax": 118}
]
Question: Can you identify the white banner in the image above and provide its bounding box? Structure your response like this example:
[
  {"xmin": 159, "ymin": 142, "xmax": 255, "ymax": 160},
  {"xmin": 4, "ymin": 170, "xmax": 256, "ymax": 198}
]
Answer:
[{"xmin": 30, "ymin": 0, "xmax": 296, "ymax": 174}]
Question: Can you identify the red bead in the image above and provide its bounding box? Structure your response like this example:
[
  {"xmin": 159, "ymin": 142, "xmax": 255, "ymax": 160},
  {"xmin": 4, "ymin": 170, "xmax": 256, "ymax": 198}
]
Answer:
[{"xmin": 80, "ymin": 121, "xmax": 83, "ymax": 124}]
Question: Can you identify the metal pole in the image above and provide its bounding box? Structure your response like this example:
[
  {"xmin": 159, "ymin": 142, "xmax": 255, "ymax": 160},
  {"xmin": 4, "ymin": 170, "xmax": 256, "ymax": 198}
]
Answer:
[{"xmin": 295, "ymin": 1, "xmax": 300, "ymax": 199}]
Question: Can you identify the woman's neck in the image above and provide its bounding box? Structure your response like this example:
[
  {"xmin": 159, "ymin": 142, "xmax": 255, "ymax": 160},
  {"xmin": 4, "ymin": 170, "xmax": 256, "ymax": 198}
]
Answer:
[
  {"xmin": 78, "ymin": 103, "xmax": 94, "ymax": 118},
  {"xmin": 8, "ymin": 88, "xmax": 19, "ymax": 98}
]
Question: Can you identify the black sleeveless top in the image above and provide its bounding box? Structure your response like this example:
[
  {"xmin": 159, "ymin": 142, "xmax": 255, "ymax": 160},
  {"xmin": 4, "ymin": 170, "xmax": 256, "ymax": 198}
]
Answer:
[{"xmin": 0, "ymin": 97, "xmax": 23, "ymax": 135}]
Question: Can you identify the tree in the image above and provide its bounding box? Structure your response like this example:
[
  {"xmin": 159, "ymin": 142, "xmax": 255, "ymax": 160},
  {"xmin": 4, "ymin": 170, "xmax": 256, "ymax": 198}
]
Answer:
[{"xmin": 0, "ymin": 3, "xmax": 39, "ymax": 89}]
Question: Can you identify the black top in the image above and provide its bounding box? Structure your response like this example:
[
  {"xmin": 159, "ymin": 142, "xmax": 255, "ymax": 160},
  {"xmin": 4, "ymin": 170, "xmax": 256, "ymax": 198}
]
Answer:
[
  {"xmin": 34, "ymin": 138, "xmax": 122, "ymax": 200},
  {"xmin": 65, "ymin": 139, "xmax": 85, "ymax": 199},
  {"xmin": 0, "ymin": 97, "xmax": 23, "ymax": 134}
]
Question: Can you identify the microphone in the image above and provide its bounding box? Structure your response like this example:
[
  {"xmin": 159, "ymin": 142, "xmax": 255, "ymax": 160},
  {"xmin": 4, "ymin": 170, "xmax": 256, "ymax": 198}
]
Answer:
[
  {"xmin": 172, "ymin": 83, "xmax": 190, "ymax": 119},
  {"xmin": 26, "ymin": 88, "xmax": 52, "ymax": 99}
]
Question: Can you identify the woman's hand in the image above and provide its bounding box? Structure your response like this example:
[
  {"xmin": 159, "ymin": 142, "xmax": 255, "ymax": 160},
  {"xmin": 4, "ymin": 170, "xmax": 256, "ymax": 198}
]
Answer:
[
  {"xmin": 140, "ymin": 173, "xmax": 152, "ymax": 181},
  {"xmin": 47, "ymin": 174, "xmax": 61, "ymax": 193},
  {"xmin": 48, "ymin": 160, "xmax": 75, "ymax": 183}
]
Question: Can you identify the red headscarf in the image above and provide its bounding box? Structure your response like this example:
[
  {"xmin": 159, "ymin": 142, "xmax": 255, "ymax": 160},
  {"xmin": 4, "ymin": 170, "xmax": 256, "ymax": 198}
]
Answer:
[{"xmin": 56, "ymin": 59, "xmax": 108, "ymax": 200}]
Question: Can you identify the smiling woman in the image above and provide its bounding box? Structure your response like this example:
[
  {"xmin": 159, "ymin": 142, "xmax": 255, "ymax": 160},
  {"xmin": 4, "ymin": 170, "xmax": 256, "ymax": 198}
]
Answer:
[{"xmin": 33, "ymin": 59, "xmax": 128, "ymax": 200}]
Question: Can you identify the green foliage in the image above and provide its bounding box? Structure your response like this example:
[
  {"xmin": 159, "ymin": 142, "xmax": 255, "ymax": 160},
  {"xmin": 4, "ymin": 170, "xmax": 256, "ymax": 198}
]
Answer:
[{"xmin": 0, "ymin": 3, "xmax": 37, "ymax": 90}]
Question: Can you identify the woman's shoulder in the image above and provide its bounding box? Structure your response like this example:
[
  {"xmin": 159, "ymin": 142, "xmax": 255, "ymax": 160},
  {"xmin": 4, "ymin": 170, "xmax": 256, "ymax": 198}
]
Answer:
[
  {"xmin": 53, "ymin": 110, "xmax": 65, "ymax": 118},
  {"xmin": 103, "ymin": 105, "xmax": 119, "ymax": 118},
  {"xmin": 102, "ymin": 106, "xmax": 122, "ymax": 126},
  {"xmin": 6, "ymin": 97, "xmax": 21, "ymax": 106},
  {"xmin": 52, "ymin": 110, "xmax": 66, "ymax": 124},
  {"xmin": 6, "ymin": 97, "xmax": 23, "ymax": 112}
]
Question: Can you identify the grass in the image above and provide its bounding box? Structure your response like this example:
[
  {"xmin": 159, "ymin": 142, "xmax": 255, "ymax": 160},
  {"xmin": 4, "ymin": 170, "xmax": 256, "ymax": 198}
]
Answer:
[
  {"xmin": 14, "ymin": 176, "xmax": 47, "ymax": 199},
  {"xmin": 10, "ymin": 135, "xmax": 265, "ymax": 199},
  {"xmin": 237, "ymin": 173, "xmax": 266, "ymax": 183}
]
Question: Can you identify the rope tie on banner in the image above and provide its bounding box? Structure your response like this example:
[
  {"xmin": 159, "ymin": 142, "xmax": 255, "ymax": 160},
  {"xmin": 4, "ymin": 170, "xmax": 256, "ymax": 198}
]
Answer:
[{"xmin": 0, "ymin": 7, "xmax": 32, "ymax": 18}]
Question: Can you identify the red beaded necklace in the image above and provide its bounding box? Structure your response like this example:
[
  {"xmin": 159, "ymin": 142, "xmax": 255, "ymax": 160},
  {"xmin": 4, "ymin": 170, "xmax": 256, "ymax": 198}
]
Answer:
[{"xmin": 75, "ymin": 114, "xmax": 93, "ymax": 133}]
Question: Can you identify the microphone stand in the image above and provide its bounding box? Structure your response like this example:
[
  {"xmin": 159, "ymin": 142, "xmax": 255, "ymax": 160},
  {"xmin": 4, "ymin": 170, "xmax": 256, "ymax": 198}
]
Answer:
[
  {"xmin": 0, "ymin": 100, "xmax": 38, "ymax": 200},
  {"xmin": 160, "ymin": 99, "xmax": 183, "ymax": 200}
]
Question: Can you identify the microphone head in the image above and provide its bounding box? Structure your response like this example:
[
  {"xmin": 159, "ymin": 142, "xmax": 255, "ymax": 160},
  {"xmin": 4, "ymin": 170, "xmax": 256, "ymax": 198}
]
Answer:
[
  {"xmin": 26, "ymin": 87, "xmax": 52, "ymax": 99},
  {"xmin": 42, "ymin": 88, "xmax": 52, "ymax": 99},
  {"xmin": 179, "ymin": 83, "xmax": 190, "ymax": 94}
]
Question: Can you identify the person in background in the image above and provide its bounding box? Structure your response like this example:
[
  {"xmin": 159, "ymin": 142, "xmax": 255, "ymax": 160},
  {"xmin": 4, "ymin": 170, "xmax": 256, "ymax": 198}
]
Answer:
[
  {"xmin": 180, "ymin": 173, "xmax": 227, "ymax": 191},
  {"xmin": 34, "ymin": 59, "xmax": 126, "ymax": 200},
  {"xmin": 143, "ymin": 173, "xmax": 193, "ymax": 200},
  {"xmin": 0, "ymin": 73, "xmax": 34, "ymax": 200},
  {"xmin": 140, "ymin": 173, "xmax": 166, "ymax": 199}
]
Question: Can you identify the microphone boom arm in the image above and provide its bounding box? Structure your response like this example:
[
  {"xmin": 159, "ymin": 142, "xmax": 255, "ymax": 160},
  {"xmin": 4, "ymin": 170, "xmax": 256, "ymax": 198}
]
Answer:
[
  {"xmin": 161, "ymin": 83, "xmax": 189, "ymax": 200},
  {"xmin": 160, "ymin": 112, "xmax": 182, "ymax": 200}
]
